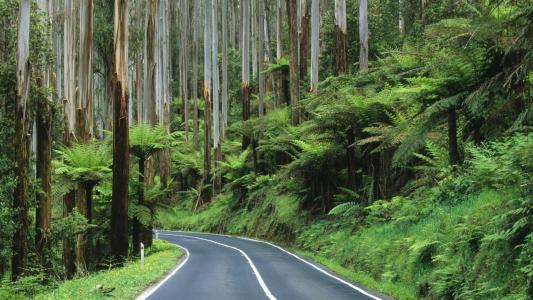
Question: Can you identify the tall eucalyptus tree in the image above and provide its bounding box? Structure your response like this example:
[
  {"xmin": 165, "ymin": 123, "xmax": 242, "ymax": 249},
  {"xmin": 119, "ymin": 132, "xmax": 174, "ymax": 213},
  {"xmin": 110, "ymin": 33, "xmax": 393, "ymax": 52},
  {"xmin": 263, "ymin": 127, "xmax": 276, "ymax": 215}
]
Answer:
[
  {"xmin": 62, "ymin": 0, "xmax": 76, "ymax": 277},
  {"xmin": 12, "ymin": 0, "xmax": 31, "ymax": 281},
  {"xmin": 212, "ymin": 0, "xmax": 221, "ymax": 192},
  {"xmin": 192, "ymin": 1, "xmax": 200, "ymax": 149},
  {"xmin": 310, "ymin": 0, "xmax": 319, "ymax": 92},
  {"xmin": 221, "ymin": 0, "xmax": 229, "ymax": 137},
  {"xmin": 203, "ymin": 0, "xmax": 212, "ymax": 203},
  {"xmin": 75, "ymin": 0, "xmax": 94, "ymax": 273},
  {"xmin": 110, "ymin": 0, "xmax": 130, "ymax": 262},
  {"xmin": 299, "ymin": 0, "xmax": 310, "ymax": 81},
  {"xmin": 35, "ymin": 0, "xmax": 53, "ymax": 269},
  {"xmin": 359, "ymin": 0, "xmax": 368, "ymax": 72},
  {"xmin": 334, "ymin": 0, "xmax": 346, "ymax": 74},
  {"xmin": 286, "ymin": 0, "xmax": 300, "ymax": 125},
  {"xmin": 241, "ymin": 0, "xmax": 251, "ymax": 148},
  {"xmin": 257, "ymin": 0, "xmax": 266, "ymax": 116}
]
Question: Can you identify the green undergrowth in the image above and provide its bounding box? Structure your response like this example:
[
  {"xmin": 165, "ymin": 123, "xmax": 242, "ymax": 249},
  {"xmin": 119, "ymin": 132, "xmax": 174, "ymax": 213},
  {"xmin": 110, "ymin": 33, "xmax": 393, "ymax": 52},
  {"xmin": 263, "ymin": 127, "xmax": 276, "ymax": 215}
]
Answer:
[
  {"xmin": 27, "ymin": 240, "xmax": 182, "ymax": 300},
  {"xmin": 158, "ymin": 134, "xmax": 532, "ymax": 299}
]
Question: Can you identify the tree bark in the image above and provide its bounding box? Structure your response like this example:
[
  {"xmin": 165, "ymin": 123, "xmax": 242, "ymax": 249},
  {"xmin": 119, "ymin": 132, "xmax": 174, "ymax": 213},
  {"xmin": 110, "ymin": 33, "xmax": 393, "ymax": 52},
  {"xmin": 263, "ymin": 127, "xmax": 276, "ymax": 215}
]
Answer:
[
  {"xmin": 35, "ymin": 0, "xmax": 53, "ymax": 271},
  {"xmin": 286, "ymin": 0, "xmax": 300, "ymax": 125},
  {"xmin": 346, "ymin": 127, "xmax": 357, "ymax": 191},
  {"xmin": 257, "ymin": 0, "xmax": 266, "ymax": 116},
  {"xmin": 310, "ymin": 0, "xmax": 319, "ymax": 92},
  {"xmin": 448, "ymin": 107, "xmax": 460, "ymax": 165},
  {"xmin": 202, "ymin": 0, "xmax": 212, "ymax": 203},
  {"xmin": 221, "ymin": 0, "xmax": 229, "ymax": 138},
  {"xmin": 132, "ymin": 157, "xmax": 144, "ymax": 255},
  {"xmin": 242, "ymin": 0, "xmax": 251, "ymax": 149},
  {"xmin": 334, "ymin": 0, "xmax": 347, "ymax": 74},
  {"xmin": 192, "ymin": 1, "xmax": 200, "ymax": 149},
  {"xmin": 12, "ymin": 0, "xmax": 31, "ymax": 281},
  {"xmin": 110, "ymin": 0, "xmax": 129, "ymax": 262},
  {"xmin": 359, "ymin": 0, "xmax": 369, "ymax": 72},
  {"xmin": 299, "ymin": 0, "xmax": 310, "ymax": 82}
]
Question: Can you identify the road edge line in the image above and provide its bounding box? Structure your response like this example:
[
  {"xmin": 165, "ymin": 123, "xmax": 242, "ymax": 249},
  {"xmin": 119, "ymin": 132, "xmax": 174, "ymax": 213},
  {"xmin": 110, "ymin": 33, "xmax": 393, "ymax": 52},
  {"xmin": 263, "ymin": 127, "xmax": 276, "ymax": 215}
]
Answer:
[
  {"xmin": 135, "ymin": 243, "xmax": 191, "ymax": 300},
  {"xmin": 239, "ymin": 236, "xmax": 382, "ymax": 300}
]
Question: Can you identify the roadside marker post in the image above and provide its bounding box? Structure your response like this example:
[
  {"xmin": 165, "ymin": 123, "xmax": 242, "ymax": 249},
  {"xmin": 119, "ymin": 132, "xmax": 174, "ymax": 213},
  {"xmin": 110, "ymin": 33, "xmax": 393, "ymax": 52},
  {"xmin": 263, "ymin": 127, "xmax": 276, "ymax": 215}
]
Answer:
[
  {"xmin": 155, "ymin": 231, "xmax": 159, "ymax": 240},
  {"xmin": 140, "ymin": 243, "xmax": 145, "ymax": 268}
]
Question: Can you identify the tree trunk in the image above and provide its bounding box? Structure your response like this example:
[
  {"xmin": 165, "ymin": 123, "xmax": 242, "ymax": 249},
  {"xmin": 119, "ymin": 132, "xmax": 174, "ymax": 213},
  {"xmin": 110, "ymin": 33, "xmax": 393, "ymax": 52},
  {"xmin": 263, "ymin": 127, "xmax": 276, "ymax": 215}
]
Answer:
[
  {"xmin": 299, "ymin": 0, "xmax": 310, "ymax": 82},
  {"xmin": 12, "ymin": 0, "xmax": 31, "ymax": 281},
  {"xmin": 212, "ymin": 0, "xmax": 222, "ymax": 193},
  {"xmin": 346, "ymin": 127, "xmax": 357, "ymax": 191},
  {"xmin": 242, "ymin": 0, "xmax": 251, "ymax": 149},
  {"xmin": 334, "ymin": 0, "xmax": 347, "ymax": 74},
  {"xmin": 35, "ymin": 0, "xmax": 53, "ymax": 269},
  {"xmin": 398, "ymin": 0, "xmax": 405, "ymax": 41},
  {"xmin": 110, "ymin": 0, "xmax": 129, "ymax": 262},
  {"xmin": 275, "ymin": 0, "xmax": 284, "ymax": 107},
  {"xmin": 359, "ymin": 0, "xmax": 368, "ymax": 72},
  {"xmin": 62, "ymin": 0, "xmax": 77, "ymax": 276},
  {"xmin": 132, "ymin": 157, "xmax": 144, "ymax": 255},
  {"xmin": 310, "ymin": 0, "xmax": 319, "ymax": 92},
  {"xmin": 221, "ymin": 0, "xmax": 229, "ymax": 138},
  {"xmin": 202, "ymin": 0, "xmax": 212, "ymax": 203},
  {"xmin": 286, "ymin": 0, "xmax": 300, "ymax": 125},
  {"xmin": 448, "ymin": 107, "xmax": 460, "ymax": 165},
  {"xmin": 257, "ymin": 0, "xmax": 266, "ymax": 116},
  {"xmin": 192, "ymin": 1, "xmax": 200, "ymax": 149}
]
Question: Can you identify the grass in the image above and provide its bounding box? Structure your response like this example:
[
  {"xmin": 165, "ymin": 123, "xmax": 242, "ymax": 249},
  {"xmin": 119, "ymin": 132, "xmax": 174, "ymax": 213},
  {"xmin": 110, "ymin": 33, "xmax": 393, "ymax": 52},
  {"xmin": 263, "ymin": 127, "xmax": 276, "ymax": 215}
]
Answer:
[{"xmin": 34, "ymin": 240, "xmax": 182, "ymax": 300}]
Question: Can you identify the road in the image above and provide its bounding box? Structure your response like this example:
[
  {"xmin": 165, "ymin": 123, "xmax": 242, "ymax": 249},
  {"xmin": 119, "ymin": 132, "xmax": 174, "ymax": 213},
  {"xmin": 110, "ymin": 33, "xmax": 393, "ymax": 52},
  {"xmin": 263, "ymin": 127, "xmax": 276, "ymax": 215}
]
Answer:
[{"xmin": 137, "ymin": 231, "xmax": 386, "ymax": 300}]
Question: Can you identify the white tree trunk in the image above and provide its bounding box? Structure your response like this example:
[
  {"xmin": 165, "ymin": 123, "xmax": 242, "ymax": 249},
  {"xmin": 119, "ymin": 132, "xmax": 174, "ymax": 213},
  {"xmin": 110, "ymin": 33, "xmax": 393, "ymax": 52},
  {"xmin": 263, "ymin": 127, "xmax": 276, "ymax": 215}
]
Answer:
[
  {"xmin": 78, "ymin": 0, "xmax": 94, "ymax": 138},
  {"xmin": 359, "ymin": 0, "xmax": 368, "ymax": 72},
  {"xmin": 212, "ymin": 0, "xmax": 219, "ymax": 149},
  {"xmin": 63, "ymin": 0, "xmax": 76, "ymax": 138},
  {"xmin": 221, "ymin": 0, "xmax": 229, "ymax": 137}
]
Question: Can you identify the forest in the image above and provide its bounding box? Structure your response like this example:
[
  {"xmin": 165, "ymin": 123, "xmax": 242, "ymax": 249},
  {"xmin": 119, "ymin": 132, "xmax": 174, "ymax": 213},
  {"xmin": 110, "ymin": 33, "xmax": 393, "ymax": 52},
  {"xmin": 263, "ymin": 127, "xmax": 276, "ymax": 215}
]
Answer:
[{"xmin": 0, "ymin": 0, "xmax": 532, "ymax": 299}]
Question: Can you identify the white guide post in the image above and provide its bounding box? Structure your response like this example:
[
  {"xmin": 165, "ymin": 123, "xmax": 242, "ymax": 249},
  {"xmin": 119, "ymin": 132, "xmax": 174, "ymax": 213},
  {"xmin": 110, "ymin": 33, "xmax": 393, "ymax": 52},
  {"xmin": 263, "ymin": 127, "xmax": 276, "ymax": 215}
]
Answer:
[{"xmin": 140, "ymin": 242, "xmax": 145, "ymax": 268}]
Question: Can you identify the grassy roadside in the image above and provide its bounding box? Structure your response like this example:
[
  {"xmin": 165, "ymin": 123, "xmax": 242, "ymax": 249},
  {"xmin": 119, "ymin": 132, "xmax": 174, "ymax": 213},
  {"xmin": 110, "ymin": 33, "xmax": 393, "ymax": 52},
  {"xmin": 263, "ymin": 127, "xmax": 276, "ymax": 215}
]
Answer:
[{"xmin": 34, "ymin": 240, "xmax": 182, "ymax": 300}]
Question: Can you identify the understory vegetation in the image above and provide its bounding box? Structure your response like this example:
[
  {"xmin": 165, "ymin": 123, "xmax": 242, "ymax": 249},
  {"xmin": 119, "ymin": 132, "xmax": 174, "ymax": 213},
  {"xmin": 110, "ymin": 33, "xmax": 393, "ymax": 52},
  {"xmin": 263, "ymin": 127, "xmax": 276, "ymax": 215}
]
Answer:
[{"xmin": 1, "ymin": 240, "xmax": 182, "ymax": 300}]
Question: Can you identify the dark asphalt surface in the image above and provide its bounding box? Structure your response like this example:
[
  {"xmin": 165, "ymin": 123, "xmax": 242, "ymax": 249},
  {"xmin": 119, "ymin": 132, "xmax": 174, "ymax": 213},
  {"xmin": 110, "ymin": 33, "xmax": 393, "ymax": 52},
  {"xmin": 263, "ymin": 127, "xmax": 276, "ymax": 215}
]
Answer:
[{"xmin": 142, "ymin": 231, "xmax": 384, "ymax": 300}]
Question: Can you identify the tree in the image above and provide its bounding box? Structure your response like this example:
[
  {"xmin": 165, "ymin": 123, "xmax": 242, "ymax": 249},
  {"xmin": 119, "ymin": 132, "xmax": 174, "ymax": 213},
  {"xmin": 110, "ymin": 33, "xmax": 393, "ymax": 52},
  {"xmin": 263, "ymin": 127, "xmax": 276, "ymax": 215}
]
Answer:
[
  {"xmin": 334, "ymin": 0, "xmax": 347, "ymax": 74},
  {"xmin": 62, "ymin": 0, "xmax": 77, "ymax": 277},
  {"xmin": 286, "ymin": 0, "xmax": 300, "ymax": 125},
  {"xmin": 221, "ymin": 0, "xmax": 229, "ymax": 137},
  {"xmin": 110, "ymin": 0, "xmax": 129, "ymax": 262},
  {"xmin": 35, "ymin": 0, "xmax": 53, "ymax": 270},
  {"xmin": 310, "ymin": 0, "xmax": 319, "ymax": 92},
  {"xmin": 75, "ymin": 0, "xmax": 94, "ymax": 274},
  {"xmin": 241, "ymin": 0, "xmax": 251, "ymax": 148},
  {"xmin": 202, "ymin": 0, "xmax": 212, "ymax": 203},
  {"xmin": 359, "ymin": 0, "xmax": 368, "ymax": 72},
  {"xmin": 257, "ymin": 0, "xmax": 266, "ymax": 116},
  {"xmin": 192, "ymin": 0, "xmax": 200, "ymax": 149},
  {"xmin": 12, "ymin": 0, "xmax": 31, "ymax": 281},
  {"xmin": 299, "ymin": 0, "xmax": 310, "ymax": 82},
  {"xmin": 212, "ymin": 0, "xmax": 222, "ymax": 192}
]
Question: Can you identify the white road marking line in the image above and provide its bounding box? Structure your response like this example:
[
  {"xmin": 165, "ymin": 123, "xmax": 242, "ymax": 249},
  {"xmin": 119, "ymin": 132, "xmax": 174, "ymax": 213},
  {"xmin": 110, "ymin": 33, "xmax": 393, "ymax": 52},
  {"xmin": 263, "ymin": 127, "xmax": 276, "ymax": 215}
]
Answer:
[
  {"xmin": 239, "ymin": 236, "xmax": 382, "ymax": 300},
  {"xmin": 161, "ymin": 233, "xmax": 277, "ymax": 300},
  {"xmin": 136, "ymin": 243, "xmax": 190, "ymax": 300},
  {"xmin": 156, "ymin": 230, "xmax": 382, "ymax": 300}
]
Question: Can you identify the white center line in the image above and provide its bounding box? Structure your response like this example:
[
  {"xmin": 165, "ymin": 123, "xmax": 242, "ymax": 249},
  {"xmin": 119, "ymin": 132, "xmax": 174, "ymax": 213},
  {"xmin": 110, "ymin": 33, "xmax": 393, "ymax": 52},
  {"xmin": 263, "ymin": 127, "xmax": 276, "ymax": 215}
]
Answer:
[{"xmin": 160, "ymin": 233, "xmax": 277, "ymax": 300}]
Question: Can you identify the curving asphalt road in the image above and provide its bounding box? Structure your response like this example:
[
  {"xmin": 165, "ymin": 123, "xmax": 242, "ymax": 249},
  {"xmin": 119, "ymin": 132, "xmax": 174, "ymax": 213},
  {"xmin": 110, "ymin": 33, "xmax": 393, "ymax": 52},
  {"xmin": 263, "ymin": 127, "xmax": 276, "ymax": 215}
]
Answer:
[{"xmin": 137, "ymin": 231, "xmax": 387, "ymax": 300}]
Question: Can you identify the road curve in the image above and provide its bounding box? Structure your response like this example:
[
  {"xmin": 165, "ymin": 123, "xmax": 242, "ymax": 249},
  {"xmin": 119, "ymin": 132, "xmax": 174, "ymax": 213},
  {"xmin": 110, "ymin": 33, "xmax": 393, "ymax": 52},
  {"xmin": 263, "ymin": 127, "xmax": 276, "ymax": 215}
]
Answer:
[{"xmin": 138, "ymin": 231, "xmax": 386, "ymax": 300}]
